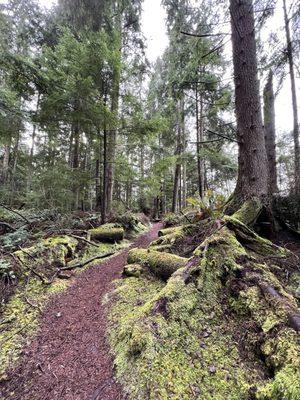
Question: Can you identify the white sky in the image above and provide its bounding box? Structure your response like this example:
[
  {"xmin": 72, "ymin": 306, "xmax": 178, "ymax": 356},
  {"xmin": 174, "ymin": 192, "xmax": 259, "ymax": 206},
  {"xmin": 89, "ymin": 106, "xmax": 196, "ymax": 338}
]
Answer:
[{"xmin": 21, "ymin": 0, "xmax": 300, "ymax": 135}]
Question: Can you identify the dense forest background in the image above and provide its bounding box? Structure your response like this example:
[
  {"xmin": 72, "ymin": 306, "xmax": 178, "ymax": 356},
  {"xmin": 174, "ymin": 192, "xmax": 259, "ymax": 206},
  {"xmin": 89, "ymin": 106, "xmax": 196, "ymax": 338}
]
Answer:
[{"xmin": 0, "ymin": 0, "xmax": 299, "ymax": 222}]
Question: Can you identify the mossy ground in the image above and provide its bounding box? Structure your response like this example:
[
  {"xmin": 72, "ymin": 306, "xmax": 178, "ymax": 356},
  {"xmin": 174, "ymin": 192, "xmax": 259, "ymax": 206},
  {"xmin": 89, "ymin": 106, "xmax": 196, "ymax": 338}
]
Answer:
[
  {"xmin": 0, "ymin": 235, "xmax": 131, "ymax": 379},
  {"xmin": 107, "ymin": 219, "xmax": 300, "ymax": 400},
  {"xmin": 107, "ymin": 276, "xmax": 264, "ymax": 400}
]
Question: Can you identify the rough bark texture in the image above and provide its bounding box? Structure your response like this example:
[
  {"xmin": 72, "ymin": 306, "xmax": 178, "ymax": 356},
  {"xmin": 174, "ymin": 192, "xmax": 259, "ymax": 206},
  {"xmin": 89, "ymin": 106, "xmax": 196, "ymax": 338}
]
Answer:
[
  {"xmin": 229, "ymin": 0, "xmax": 269, "ymax": 207},
  {"xmin": 263, "ymin": 71, "xmax": 277, "ymax": 194}
]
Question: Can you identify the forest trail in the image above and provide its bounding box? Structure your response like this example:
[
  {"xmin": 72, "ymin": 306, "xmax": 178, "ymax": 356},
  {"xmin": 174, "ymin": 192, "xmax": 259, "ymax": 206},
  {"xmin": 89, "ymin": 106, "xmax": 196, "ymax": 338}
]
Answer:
[{"xmin": 0, "ymin": 223, "xmax": 163, "ymax": 400}]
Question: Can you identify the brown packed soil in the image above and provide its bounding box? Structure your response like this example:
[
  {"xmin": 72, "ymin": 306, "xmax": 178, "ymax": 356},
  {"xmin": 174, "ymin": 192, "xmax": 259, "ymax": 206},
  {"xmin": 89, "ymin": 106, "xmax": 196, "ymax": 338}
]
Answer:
[{"xmin": 0, "ymin": 223, "xmax": 162, "ymax": 400}]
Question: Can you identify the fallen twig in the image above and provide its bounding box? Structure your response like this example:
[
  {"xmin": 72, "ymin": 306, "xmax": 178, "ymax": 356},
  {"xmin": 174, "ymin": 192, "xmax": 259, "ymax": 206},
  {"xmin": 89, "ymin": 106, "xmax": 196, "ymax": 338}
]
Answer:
[
  {"xmin": 69, "ymin": 234, "xmax": 100, "ymax": 248},
  {"xmin": 23, "ymin": 296, "xmax": 42, "ymax": 312},
  {"xmin": 61, "ymin": 251, "xmax": 116, "ymax": 271}
]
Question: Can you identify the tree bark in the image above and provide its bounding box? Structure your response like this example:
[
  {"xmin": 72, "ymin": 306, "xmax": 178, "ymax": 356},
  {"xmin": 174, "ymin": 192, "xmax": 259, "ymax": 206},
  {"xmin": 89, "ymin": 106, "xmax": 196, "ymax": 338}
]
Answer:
[
  {"xmin": 229, "ymin": 0, "xmax": 269, "ymax": 208},
  {"xmin": 283, "ymin": 0, "xmax": 300, "ymax": 192},
  {"xmin": 172, "ymin": 100, "xmax": 182, "ymax": 213},
  {"xmin": 195, "ymin": 85, "xmax": 204, "ymax": 199},
  {"xmin": 1, "ymin": 140, "xmax": 11, "ymax": 184},
  {"xmin": 101, "ymin": 127, "xmax": 108, "ymax": 224},
  {"xmin": 263, "ymin": 71, "xmax": 278, "ymax": 195}
]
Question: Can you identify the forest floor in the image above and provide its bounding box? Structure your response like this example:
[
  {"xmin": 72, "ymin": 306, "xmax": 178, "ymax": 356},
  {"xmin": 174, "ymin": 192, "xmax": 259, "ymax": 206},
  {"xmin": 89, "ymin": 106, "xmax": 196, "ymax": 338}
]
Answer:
[{"xmin": 0, "ymin": 222, "xmax": 163, "ymax": 400}]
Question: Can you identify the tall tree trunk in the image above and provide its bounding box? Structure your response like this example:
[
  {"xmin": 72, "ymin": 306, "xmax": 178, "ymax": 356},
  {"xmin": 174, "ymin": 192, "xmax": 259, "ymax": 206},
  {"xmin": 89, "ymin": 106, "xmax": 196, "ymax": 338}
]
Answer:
[
  {"xmin": 195, "ymin": 85, "xmax": 204, "ymax": 199},
  {"xmin": 105, "ymin": 32, "xmax": 122, "ymax": 217},
  {"xmin": 101, "ymin": 127, "xmax": 108, "ymax": 224},
  {"xmin": 283, "ymin": 0, "xmax": 300, "ymax": 192},
  {"xmin": 181, "ymin": 97, "xmax": 187, "ymax": 208},
  {"xmin": 27, "ymin": 93, "xmax": 40, "ymax": 195},
  {"xmin": 1, "ymin": 139, "xmax": 11, "ymax": 184},
  {"xmin": 10, "ymin": 131, "xmax": 20, "ymax": 201},
  {"xmin": 139, "ymin": 142, "xmax": 146, "ymax": 210},
  {"xmin": 263, "ymin": 71, "xmax": 278, "ymax": 195},
  {"xmin": 172, "ymin": 100, "xmax": 182, "ymax": 213},
  {"xmin": 229, "ymin": 0, "xmax": 269, "ymax": 207},
  {"xmin": 95, "ymin": 130, "xmax": 102, "ymax": 211},
  {"xmin": 72, "ymin": 119, "xmax": 80, "ymax": 210}
]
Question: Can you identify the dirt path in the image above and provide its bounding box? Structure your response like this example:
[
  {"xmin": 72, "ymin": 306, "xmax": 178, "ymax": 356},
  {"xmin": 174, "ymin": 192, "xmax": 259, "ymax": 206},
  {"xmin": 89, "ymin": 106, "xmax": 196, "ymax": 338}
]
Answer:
[{"xmin": 0, "ymin": 223, "xmax": 162, "ymax": 400}]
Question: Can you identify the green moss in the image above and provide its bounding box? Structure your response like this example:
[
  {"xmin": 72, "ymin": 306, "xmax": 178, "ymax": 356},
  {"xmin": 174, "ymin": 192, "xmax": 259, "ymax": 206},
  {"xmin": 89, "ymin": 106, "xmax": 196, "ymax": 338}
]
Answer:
[
  {"xmin": 123, "ymin": 264, "xmax": 143, "ymax": 278},
  {"xmin": 88, "ymin": 223, "xmax": 125, "ymax": 242},
  {"xmin": 231, "ymin": 197, "xmax": 263, "ymax": 225},
  {"xmin": 127, "ymin": 248, "xmax": 188, "ymax": 280},
  {"xmin": 108, "ymin": 222, "xmax": 300, "ymax": 400},
  {"xmin": 14, "ymin": 235, "xmax": 78, "ymax": 270},
  {"xmin": 0, "ymin": 236, "xmax": 130, "ymax": 378},
  {"xmin": 108, "ymin": 227, "xmax": 267, "ymax": 399},
  {"xmin": 0, "ymin": 277, "xmax": 68, "ymax": 378}
]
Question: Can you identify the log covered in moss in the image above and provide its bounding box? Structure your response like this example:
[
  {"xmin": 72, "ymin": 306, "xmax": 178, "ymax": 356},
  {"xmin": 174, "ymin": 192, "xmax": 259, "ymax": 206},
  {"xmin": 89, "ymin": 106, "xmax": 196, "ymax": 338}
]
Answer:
[
  {"xmin": 127, "ymin": 248, "xmax": 188, "ymax": 280},
  {"xmin": 123, "ymin": 264, "xmax": 143, "ymax": 278},
  {"xmin": 88, "ymin": 223, "xmax": 124, "ymax": 242}
]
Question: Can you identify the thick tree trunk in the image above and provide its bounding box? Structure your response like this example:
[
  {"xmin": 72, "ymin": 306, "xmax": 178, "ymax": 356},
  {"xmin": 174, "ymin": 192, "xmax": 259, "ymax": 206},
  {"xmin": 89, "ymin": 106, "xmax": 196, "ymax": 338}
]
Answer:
[
  {"xmin": 283, "ymin": 0, "xmax": 300, "ymax": 192},
  {"xmin": 229, "ymin": 0, "xmax": 269, "ymax": 208},
  {"xmin": 263, "ymin": 71, "xmax": 278, "ymax": 195}
]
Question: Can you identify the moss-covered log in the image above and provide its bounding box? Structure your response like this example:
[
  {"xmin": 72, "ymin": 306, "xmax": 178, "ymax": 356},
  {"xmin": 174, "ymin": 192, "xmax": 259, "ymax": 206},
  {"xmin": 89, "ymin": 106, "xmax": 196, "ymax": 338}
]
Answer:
[
  {"xmin": 158, "ymin": 226, "xmax": 184, "ymax": 237},
  {"xmin": 127, "ymin": 249, "xmax": 188, "ymax": 280},
  {"xmin": 88, "ymin": 223, "xmax": 124, "ymax": 242},
  {"xmin": 123, "ymin": 264, "xmax": 143, "ymax": 278}
]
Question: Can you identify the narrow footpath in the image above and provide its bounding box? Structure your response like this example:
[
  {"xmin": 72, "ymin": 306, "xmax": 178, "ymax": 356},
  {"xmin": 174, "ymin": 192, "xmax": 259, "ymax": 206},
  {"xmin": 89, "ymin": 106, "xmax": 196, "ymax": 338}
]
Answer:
[{"xmin": 0, "ymin": 223, "xmax": 162, "ymax": 400}]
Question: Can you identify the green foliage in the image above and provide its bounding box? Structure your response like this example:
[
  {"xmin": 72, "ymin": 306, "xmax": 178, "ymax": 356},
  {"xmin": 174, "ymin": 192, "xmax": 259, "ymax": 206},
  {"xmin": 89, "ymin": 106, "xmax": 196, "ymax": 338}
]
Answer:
[
  {"xmin": 186, "ymin": 190, "xmax": 226, "ymax": 218},
  {"xmin": 0, "ymin": 228, "xmax": 29, "ymax": 252},
  {"xmin": 163, "ymin": 212, "xmax": 181, "ymax": 227},
  {"xmin": 0, "ymin": 260, "xmax": 16, "ymax": 284}
]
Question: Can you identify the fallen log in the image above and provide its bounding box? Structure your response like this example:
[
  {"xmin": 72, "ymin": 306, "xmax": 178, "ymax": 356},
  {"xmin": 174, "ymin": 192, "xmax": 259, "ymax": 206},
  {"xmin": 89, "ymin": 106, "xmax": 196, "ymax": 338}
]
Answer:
[
  {"xmin": 123, "ymin": 264, "xmax": 143, "ymax": 278},
  {"xmin": 127, "ymin": 249, "xmax": 188, "ymax": 280},
  {"xmin": 88, "ymin": 224, "xmax": 124, "ymax": 243},
  {"xmin": 158, "ymin": 226, "xmax": 184, "ymax": 237}
]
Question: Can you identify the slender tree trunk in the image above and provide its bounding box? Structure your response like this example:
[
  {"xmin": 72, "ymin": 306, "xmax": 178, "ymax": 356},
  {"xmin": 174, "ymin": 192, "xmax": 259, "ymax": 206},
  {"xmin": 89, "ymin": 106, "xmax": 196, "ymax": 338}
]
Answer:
[
  {"xmin": 101, "ymin": 127, "xmax": 108, "ymax": 224},
  {"xmin": 196, "ymin": 85, "xmax": 204, "ymax": 199},
  {"xmin": 283, "ymin": 0, "xmax": 300, "ymax": 192},
  {"xmin": 181, "ymin": 97, "xmax": 187, "ymax": 208},
  {"xmin": 1, "ymin": 140, "xmax": 11, "ymax": 184},
  {"xmin": 139, "ymin": 142, "xmax": 146, "ymax": 210},
  {"xmin": 263, "ymin": 71, "xmax": 278, "ymax": 195},
  {"xmin": 229, "ymin": 0, "xmax": 269, "ymax": 207},
  {"xmin": 10, "ymin": 131, "xmax": 20, "ymax": 201},
  {"xmin": 172, "ymin": 100, "xmax": 182, "ymax": 213},
  {"xmin": 106, "ymin": 32, "xmax": 122, "ymax": 216},
  {"xmin": 72, "ymin": 119, "xmax": 80, "ymax": 210}
]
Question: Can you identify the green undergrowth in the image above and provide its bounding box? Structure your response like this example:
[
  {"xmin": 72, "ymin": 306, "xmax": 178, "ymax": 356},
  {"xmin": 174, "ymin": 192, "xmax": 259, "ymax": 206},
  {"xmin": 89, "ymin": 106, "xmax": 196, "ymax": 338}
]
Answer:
[{"xmin": 107, "ymin": 219, "xmax": 300, "ymax": 400}]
